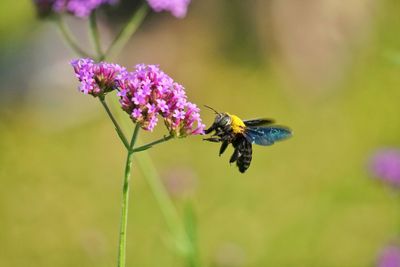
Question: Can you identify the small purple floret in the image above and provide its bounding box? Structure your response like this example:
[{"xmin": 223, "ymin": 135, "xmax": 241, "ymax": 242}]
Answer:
[
  {"xmin": 378, "ymin": 244, "xmax": 400, "ymax": 267},
  {"xmin": 146, "ymin": 0, "xmax": 191, "ymax": 18},
  {"xmin": 370, "ymin": 149, "xmax": 400, "ymax": 188}
]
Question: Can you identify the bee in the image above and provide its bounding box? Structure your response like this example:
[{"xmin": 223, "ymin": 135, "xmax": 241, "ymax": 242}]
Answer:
[{"xmin": 203, "ymin": 106, "xmax": 292, "ymax": 173}]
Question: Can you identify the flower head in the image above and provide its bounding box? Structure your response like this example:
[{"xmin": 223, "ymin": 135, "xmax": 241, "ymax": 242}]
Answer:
[
  {"xmin": 117, "ymin": 64, "xmax": 204, "ymax": 135},
  {"xmin": 369, "ymin": 149, "xmax": 400, "ymax": 188},
  {"xmin": 378, "ymin": 244, "xmax": 400, "ymax": 267},
  {"xmin": 71, "ymin": 58, "xmax": 126, "ymax": 97},
  {"xmin": 71, "ymin": 59, "xmax": 204, "ymax": 136},
  {"xmin": 146, "ymin": 0, "xmax": 191, "ymax": 18},
  {"xmin": 33, "ymin": 0, "xmax": 118, "ymax": 18}
]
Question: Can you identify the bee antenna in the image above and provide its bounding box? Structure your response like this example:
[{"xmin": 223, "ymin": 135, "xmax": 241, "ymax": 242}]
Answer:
[{"xmin": 204, "ymin": 105, "xmax": 219, "ymax": 114}]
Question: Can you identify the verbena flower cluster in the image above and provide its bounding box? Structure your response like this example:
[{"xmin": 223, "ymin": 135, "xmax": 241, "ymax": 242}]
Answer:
[
  {"xmin": 33, "ymin": 0, "xmax": 118, "ymax": 18},
  {"xmin": 71, "ymin": 59, "xmax": 205, "ymax": 136},
  {"xmin": 378, "ymin": 244, "xmax": 400, "ymax": 267},
  {"xmin": 71, "ymin": 58, "xmax": 126, "ymax": 97},
  {"xmin": 369, "ymin": 149, "xmax": 400, "ymax": 188},
  {"xmin": 147, "ymin": 0, "xmax": 191, "ymax": 18}
]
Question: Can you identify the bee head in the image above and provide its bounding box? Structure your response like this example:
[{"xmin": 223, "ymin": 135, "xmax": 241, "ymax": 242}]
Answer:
[
  {"xmin": 204, "ymin": 105, "xmax": 232, "ymax": 134},
  {"xmin": 204, "ymin": 105, "xmax": 231, "ymax": 127},
  {"xmin": 214, "ymin": 113, "xmax": 231, "ymax": 127}
]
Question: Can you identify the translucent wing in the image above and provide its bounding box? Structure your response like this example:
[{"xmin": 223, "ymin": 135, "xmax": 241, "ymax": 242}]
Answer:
[
  {"xmin": 244, "ymin": 126, "xmax": 292, "ymax": 146},
  {"xmin": 243, "ymin": 118, "xmax": 275, "ymax": 127}
]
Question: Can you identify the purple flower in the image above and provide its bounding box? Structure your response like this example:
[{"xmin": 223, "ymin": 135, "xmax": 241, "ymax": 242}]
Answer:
[
  {"xmin": 116, "ymin": 64, "xmax": 204, "ymax": 135},
  {"xmin": 131, "ymin": 108, "xmax": 143, "ymax": 120},
  {"xmin": 33, "ymin": 0, "xmax": 118, "ymax": 18},
  {"xmin": 157, "ymin": 99, "xmax": 169, "ymax": 114},
  {"xmin": 146, "ymin": 115, "xmax": 159, "ymax": 131},
  {"xmin": 173, "ymin": 109, "xmax": 186, "ymax": 120},
  {"xmin": 378, "ymin": 244, "xmax": 400, "ymax": 267},
  {"xmin": 369, "ymin": 149, "xmax": 400, "ymax": 188},
  {"xmin": 146, "ymin": 0, "xmax": 191, "ymax": 18},
  {"xmin": 71, "ymin": 58, "xmax": 125, "ymax": 97}
]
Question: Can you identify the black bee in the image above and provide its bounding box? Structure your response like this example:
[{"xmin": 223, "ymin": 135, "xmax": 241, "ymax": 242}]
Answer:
[{"xmin": 204, "ymin": 106, "xmax": 292, "ymax": 173}]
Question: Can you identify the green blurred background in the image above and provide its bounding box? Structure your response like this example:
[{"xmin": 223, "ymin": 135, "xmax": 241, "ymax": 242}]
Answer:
[{"xmin": 1, "ymin": 0, "xmax": 400, "ymax": 266}]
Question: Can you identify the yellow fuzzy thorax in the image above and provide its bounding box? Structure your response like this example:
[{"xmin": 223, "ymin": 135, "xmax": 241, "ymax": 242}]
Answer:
[{"xmin": 228, "ymin": 113, "xmax": 246, "ymax": 133}]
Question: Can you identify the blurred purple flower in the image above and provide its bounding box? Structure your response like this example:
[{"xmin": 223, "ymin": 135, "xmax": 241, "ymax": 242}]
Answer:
[
  {"xmin": 378, "ymin": 244, "xmax": 400, "ymax": 267},
  {"xmin": 33, "ymin": 0, "xmax": 118, "ymax": 18},
  {"xmin": 71, "ymin": 58, "xmax": 126, "ymax": 97},
  {"xmin": 214, "ymin": 242, "xmax": 246, "ymax": 267},
  {"xmin": 162, "ymin": 167, "xmax": 197, "ymax": 199},
  {"xmin": 147, "ymin": 0, "xmax": 191, "ymax": 18},
  {"xmin": 369, "ymin": 149, "xmax": 400, "ymax": 188},
  {"xmin": 117, "ymin": 64, "xmax": 205, "ymax": 135}
]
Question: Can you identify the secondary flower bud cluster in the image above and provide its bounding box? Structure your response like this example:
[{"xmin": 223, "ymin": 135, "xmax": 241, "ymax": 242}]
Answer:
[
  {"xmin": 33, "ymin": 0, "xmax": 118, "ymax": 18},
  {"xmin": 71, "ymin": 58, "xmax": 126, "ymax": 97},
  {"xmin": 71, "ymin": 59, "xmax": 205, "ymax": 136},
  {"xmin": 147, "ymin": 0, "xmax": 191, "ymax": 18},
  {"xmin": 33, "ymin": 0, "xmax": 191, "ymax": 18}
]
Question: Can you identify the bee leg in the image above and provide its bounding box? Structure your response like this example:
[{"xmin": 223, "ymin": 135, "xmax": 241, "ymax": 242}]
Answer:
[
  {"xmin": 203, "ymin": 137, "xmax": 221, "ymax": 143},
  {"xmin": 219, "ymin": 140, "xmax": 229, "ymax": 156},
  {"xmin": 215, "ymin": 129, "xmax": 225, "ymax": 136},
  {"xmin": 229, "ymin": 147, "xmax": 240, "ymax": 163},
  {"xmin": 205, "ymin": 124, "xmax": 216, "ymax": 134}
]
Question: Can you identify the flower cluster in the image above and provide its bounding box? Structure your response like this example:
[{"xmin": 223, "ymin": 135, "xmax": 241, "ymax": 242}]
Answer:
[
  {"xmin": 378, "ymin": 244, "xmax": 400, "ymax": 267},
  {"xmin": 117, "ymin": 64, "xmax": 204, "ymax": 135},
  {"xmin": 33, "ymin": 0, "xmax": 118, "ymax": 18},
  {"xmin": 71, "ymin": 59, "xmax": 204, "ymax": 136},
  {"xmin": 71, "ymin": 58, "xmax": 126, "ymax": 97},
  {"xmin": 369, "ymin": 149, "xmax": 400, "ymax": 188},
  {"xmin": 147, "ymin": 0, "xmax": 191, "ymax": 18}
]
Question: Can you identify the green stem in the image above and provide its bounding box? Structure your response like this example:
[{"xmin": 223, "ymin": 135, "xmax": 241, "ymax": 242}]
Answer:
[
  {"xmin": 55, "ymin": 16, "xmax": 92, "ymax": 58},
  {"xmin": 117, "ymin": 123, "xmax": 141, "ymax": 267},
  {"xmin": 131, "ymin": 135, "xmax": 173, "ymax": 153},
  {"xmin": 99, "ymin": 97, "xmax": 130, "ymax": 150},
  {"xmin": 103, "ymin": 4, "xmax": 149, "ymax": 60},
  {"xmin": 89, "ymin": 11, "xmax": 104, "ymax": 60}
]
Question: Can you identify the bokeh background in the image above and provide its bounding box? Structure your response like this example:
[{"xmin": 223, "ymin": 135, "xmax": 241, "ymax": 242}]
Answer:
[{"xmin": 1, "ymin": 0, "xmax": 400, "ymax": 266}]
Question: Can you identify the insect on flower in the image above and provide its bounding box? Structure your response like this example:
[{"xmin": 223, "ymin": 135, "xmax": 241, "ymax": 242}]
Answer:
[{"xmin": 203, "ymin": 106, "xmax": 292, "ymax": 173}]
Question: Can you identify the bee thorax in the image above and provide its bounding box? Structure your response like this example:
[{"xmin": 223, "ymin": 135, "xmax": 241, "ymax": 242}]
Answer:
[{"xmin": 228, "ymin": 114, "xmax": 246, "ymax": 134}]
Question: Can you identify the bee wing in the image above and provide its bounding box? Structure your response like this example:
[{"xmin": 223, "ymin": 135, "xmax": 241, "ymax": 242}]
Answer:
[
  {"xmin": 244, "ymin": 126, "xmax": 292, "ymax": 146},
  {"xmin": 243, "ymin": 118, "xmax": 275, "ymax": 127}
]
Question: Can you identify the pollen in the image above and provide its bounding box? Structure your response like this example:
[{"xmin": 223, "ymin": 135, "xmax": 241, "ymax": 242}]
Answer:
[{"xmin": 229, "ymin": 114, "xmax": 246, "ymax": 133}]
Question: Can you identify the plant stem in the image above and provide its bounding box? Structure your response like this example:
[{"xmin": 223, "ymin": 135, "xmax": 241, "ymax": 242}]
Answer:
[
  {"xmin": 103, "ymin": 4, "xmax": 149, "ymax": 60},
  {"xmin": 131, "ymin": 135, "xmax": 173, "ymax": 153},
  {"xmin": 99, "ymin": 97, "xmax": 130, "ymax": 150},
  {"xmin": 89, "ymin": 11, "xmax": 104, "ymax": 61},
  {"xmin": 55, "ymin": 16, "xmax": 92, "ymax": 58},
  {"xmin": 117, "ymin": 123, "xmax": 141, "ymax": 267}
]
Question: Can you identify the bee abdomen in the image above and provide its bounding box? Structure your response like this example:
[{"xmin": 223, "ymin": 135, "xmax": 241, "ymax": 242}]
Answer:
[{"xmin": 237, "ymin": 140, "xmax": 252, "ymax": 173}]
